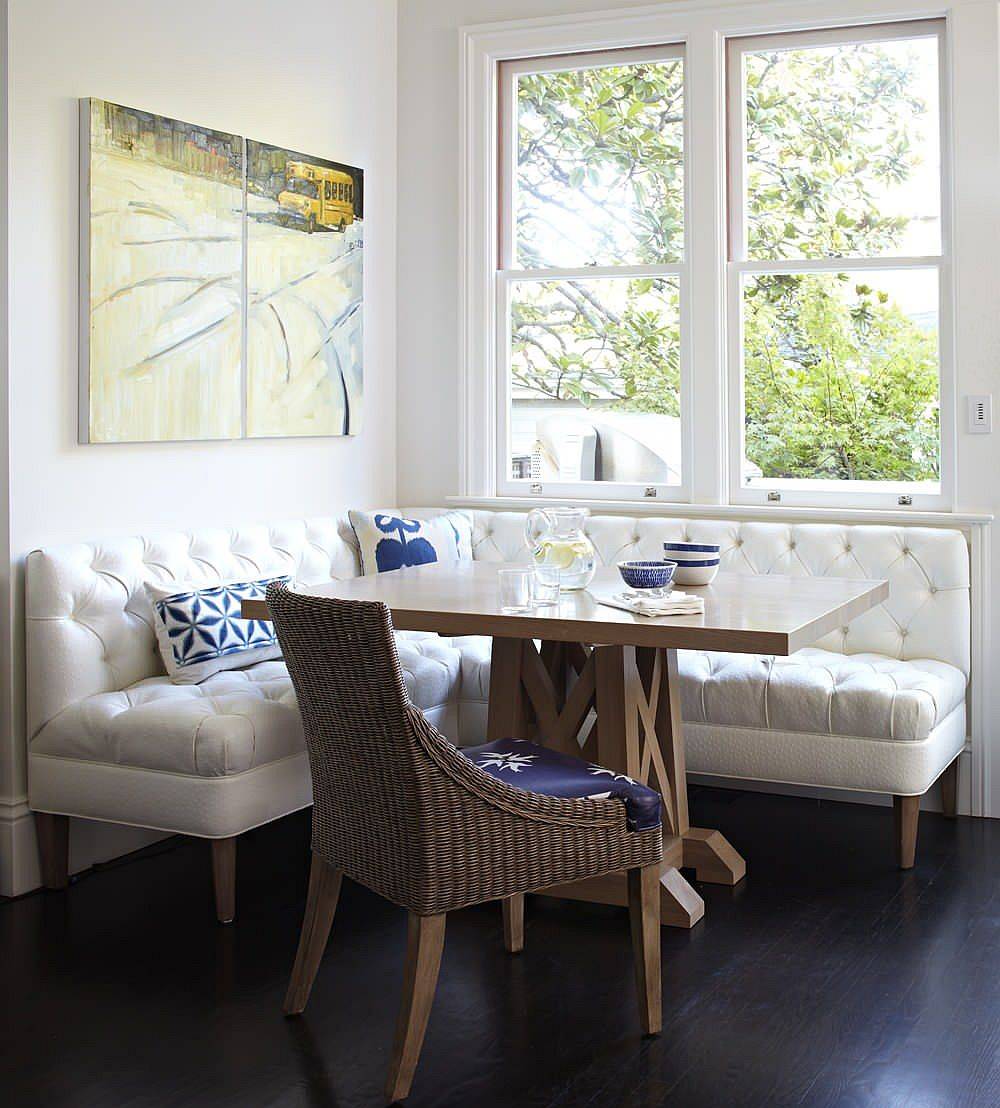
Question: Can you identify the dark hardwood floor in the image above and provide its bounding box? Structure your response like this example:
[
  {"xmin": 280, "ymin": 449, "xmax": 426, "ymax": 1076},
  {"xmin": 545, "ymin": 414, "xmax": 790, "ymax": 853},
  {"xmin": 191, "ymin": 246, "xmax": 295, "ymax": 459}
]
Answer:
[{"xmin": 3, "ymin": 787, "xmax": 1000, "ymax": 1108}]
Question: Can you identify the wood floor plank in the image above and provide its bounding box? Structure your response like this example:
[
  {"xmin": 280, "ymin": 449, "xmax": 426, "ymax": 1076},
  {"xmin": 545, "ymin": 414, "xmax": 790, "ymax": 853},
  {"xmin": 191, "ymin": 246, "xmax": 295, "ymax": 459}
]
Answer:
[{"xmin": 3, "ymin": 788, "xmax": 992, "ymax": 1108}]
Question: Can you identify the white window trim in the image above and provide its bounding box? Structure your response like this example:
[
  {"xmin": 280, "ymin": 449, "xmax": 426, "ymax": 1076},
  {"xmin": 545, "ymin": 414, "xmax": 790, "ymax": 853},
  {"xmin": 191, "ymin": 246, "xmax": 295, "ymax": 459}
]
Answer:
[
  {"xmin": 460, "ymin": 0, "xmax": 960, "ymax": 514},
  {"xmin": 726, "ymin": 18, "xmax": 953, "ymax": 511},
  {"xmin": 496, "ymin": 44, "xmax": 691, "ymax": 503}
]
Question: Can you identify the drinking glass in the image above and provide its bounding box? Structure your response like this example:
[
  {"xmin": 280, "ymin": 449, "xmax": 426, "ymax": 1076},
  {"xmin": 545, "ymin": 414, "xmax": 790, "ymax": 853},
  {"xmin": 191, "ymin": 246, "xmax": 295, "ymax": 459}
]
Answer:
[
  {"xmin": 498, "ymin": 567, "xmax": 534, "ymax": 612},
  {"xmin": 531, "ymin": 569, "xmax": 560, "ymax": 606}
]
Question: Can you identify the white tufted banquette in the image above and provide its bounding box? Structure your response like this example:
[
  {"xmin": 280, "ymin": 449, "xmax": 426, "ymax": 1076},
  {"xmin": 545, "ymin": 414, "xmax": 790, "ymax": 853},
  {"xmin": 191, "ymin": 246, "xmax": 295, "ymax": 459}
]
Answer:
[
  {"xmin": 27, "ymin": 508, "xmax": 970, "ymax": 881},
  {"xmin": 26, "ymin": 517, "xmax": 490, "ymax": 841},
  {"xmin": 457, "ymin": 510, "xmax": 971, "ymax": 798}
]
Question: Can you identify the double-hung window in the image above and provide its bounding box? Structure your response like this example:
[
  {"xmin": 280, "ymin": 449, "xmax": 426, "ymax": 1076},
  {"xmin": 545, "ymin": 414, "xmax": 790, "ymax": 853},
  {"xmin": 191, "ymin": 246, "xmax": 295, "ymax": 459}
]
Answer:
[
  {"xmin": 728, "ymin": 20, "xmax": 948, "ymax": 507},
  {"xmin": 485, "ymin": 18, "xmax": 949, "ymax": 509},
  {"xmin": 497, "ymin": 46, "xmax": 688, "ymax": 499}
]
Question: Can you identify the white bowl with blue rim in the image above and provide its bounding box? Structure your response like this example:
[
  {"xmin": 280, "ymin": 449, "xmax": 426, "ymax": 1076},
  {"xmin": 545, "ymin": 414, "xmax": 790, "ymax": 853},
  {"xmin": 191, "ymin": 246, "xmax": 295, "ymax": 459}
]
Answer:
[
  {"xmin": 617, "ymin": 559, "xmax": 677, "ymax": 596},
  {"xmin": 663, "ymin": 541, "xmax": 721, "ymax": 586}
]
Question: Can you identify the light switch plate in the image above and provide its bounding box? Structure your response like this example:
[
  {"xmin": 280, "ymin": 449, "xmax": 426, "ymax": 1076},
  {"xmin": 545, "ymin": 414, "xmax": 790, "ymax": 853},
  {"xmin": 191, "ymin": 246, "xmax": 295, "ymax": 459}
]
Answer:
[{"xmin": 967, "ymin": 395, "xmax": 992, "ymax": 434}]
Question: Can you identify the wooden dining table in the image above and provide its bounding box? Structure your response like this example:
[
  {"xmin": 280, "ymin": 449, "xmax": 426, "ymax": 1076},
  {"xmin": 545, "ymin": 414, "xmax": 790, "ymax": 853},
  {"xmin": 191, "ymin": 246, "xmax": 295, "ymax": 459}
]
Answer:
[{"xmin": 243, "ymin": 562, "xmax": 888, "ymax": 929}]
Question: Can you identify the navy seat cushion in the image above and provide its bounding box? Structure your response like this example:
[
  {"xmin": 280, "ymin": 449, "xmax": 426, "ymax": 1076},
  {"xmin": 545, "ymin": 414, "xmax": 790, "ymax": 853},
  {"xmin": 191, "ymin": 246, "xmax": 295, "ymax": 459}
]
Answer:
[{"xmin": 460, "ymin": 737, "xmax": 661, "ymax": 832}]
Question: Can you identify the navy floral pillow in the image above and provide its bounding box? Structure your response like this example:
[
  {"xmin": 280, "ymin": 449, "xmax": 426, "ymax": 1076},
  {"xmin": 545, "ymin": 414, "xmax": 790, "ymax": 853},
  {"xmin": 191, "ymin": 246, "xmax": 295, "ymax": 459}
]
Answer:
[
  {"xmin": 349, "ymin": 511, "xmax": 473, "ymax": 575},
  {"xmin": 146, "ymin": 575, "xmax": 290, "ymax": 684}
]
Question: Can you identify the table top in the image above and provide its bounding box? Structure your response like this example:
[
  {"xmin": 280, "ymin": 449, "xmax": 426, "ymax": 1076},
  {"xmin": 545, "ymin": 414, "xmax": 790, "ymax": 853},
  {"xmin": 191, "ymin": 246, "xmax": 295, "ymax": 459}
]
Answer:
[{"xmin": 242, "ymin": 562, "xmax": 889, "ymax": 656}]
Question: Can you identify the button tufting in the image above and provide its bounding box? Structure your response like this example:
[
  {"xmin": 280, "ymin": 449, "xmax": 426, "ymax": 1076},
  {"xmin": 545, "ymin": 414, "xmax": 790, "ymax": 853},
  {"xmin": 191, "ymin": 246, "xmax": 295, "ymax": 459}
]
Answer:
[
  {"xmin": 736, "ymin": 538, "xmax": 744, "ymax": 546},
  {"xmin": 900, "ymin": 629, "xmax": 909, "ymax": 638},
  {"xmin": 902, "ymin": 546, "xmax": 911, "ymax": 555},
  {"xmin": 789, "ymin": 541, "xmax": 796, "ymax": 550},
  {"xmin": 844, "ymin": 544, "xmax": 852, "ymax": 553},
  {"xmin": 842, "ymin": 627, "xmax": 850, "ymax": 635},
  {"xmin": 930, "ymin": 585, "xmax": 938, "ymax": 594}
]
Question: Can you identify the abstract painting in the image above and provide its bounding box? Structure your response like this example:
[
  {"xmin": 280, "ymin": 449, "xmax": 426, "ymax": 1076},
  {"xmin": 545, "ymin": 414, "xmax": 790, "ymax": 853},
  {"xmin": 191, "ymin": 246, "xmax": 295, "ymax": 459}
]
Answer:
[
  {"xmin": 245, "ymin": 142, "xmax": 363, "ymax": 437},
  {"xmin": 79, "ymin": 99, "xmax": 364, "ymax": 442},
  {"xmin": 80, "ymin": 99, "xmax": 244, "ymax": 442}
]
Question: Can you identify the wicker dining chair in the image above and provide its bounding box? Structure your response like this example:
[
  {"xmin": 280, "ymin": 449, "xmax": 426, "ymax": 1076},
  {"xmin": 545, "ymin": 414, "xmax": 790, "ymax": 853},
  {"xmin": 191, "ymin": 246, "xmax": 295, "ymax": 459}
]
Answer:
[{"xmin": 267, "ymin": 582, "xmax": 664, "ymax": 1103}]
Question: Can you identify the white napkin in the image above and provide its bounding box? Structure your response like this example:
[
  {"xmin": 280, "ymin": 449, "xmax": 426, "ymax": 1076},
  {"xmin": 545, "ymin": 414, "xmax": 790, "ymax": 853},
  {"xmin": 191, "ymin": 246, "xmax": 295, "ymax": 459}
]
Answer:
[{"xmin": 595, "ymin": 588, "xmax": 705, "ymax": 618}]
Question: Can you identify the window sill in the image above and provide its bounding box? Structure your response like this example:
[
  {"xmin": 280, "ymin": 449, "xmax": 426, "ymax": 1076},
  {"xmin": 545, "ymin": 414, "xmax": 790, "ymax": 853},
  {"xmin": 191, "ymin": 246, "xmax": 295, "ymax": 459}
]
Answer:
[{"xmin": 446, "ymin": 495, "xmax": 993, "ymax": 529}]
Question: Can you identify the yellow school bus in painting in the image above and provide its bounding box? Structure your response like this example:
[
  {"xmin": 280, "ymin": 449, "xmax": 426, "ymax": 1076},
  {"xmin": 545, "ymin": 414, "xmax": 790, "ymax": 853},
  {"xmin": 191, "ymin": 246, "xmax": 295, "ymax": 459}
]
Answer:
[{"xmin": 278, "ymin": 162, "xmax": 355, "ymax": 232}]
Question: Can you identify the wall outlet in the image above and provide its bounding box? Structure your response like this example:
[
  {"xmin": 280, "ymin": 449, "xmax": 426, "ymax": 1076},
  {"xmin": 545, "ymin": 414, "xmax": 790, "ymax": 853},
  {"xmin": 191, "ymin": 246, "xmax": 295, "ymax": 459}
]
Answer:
[{"xmin": 967, "ymin": 395, "xmax": 992, "ymax": 433}]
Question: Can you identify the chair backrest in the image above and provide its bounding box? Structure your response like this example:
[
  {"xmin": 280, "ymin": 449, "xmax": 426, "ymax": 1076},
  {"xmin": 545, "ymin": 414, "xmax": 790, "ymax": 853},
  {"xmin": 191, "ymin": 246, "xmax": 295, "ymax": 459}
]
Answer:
[{"xmin": 265, "ymin": 583, "xmax": 431, "ymax": 903}]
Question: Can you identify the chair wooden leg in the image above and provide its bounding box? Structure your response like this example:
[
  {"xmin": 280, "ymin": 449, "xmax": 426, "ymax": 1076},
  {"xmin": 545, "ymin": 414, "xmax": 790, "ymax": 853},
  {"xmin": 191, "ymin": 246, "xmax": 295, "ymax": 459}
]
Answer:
[
  {"xmin": 627, "ymin": 862, "xmax": 662, "ymax": 1036},
  {"xmin": 502, "ymin": 894, "xmax": 524, "ymax": 954},
  {"xmin": 893, "ymin": 795, "xmax": 921, "ymax": 869},
  {"xmin": 284, "ymin": 854, "xmax": 343, "ymax": 1015},
  {"xmin": 211, "ymin": 836, "xmax": 238, "ymax": 924},
  {"xmin": 35, "ymin": 813, "xmax": 69, "ymax": 890},
  {"xmin": 940, "ymin": 756, "xmax": 959, "ymax": 819},
  {"xmin": 385, "ymin": 912, "xmax": 446, "ymax": 1103}
]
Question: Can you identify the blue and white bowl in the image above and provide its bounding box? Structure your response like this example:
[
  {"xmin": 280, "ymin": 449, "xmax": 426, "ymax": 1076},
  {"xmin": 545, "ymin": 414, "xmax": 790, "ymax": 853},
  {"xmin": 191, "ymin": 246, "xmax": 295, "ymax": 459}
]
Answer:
[
  {"xmin": 663, "ymin": 541, "xmax": 721, "ymax": 586},
  {"xmin": 617, "ymin": 559, "xmax": 677, "ymax": 594}
]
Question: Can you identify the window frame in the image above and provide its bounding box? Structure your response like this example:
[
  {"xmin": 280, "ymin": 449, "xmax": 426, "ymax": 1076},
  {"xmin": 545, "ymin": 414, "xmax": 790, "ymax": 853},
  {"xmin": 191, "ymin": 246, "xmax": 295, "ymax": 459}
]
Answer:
[
  {"xmin": 495, "ymin": 44, "xmax": 694, "ymax": 503},
  {"xmin": 461, "ymin": 3, "xmax": 959, "ymax": 514},
  {"xmin": 726, "ymin": 18, "xmax": 953, "ymax": 510}
]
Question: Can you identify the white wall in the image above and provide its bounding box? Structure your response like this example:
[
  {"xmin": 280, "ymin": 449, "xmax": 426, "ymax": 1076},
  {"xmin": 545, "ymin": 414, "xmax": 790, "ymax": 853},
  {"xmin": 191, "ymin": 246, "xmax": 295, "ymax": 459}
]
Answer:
[
  {"xmin": 397, "ymin": 0, "xmax": 645, "ymax": 506},
  {"xmin": 396, "ymin": 0, "xmax": 1000, "ymax": 814},
  {"xmin": 0, "ymin": 0, "xmax": 398, "ymax": 894}
]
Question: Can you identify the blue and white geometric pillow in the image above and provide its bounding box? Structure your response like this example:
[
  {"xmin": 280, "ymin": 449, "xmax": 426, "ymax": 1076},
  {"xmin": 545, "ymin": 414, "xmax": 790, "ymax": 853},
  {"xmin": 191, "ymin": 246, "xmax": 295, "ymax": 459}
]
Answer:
[
  {"xmin": 145, "ymin": 575, "xmax": 291, "ymax": 684},
  {"xmin": 349, "ymin": 510, "xmax": 473, "ymax": 576}
]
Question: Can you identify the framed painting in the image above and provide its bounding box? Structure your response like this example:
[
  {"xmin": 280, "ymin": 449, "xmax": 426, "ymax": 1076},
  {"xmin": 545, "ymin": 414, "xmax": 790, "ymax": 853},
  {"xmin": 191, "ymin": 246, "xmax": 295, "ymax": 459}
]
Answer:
[
  {"xmin": 244, "ymin": 141, "xmax": 364, "ymax": 437},
  {"xmin": 79, "ymin": 101, "xmax": 364, "ymax": 443},
  {"xmin": 79, "ymin": 99, "xmax": 244, "ymax": 443}
]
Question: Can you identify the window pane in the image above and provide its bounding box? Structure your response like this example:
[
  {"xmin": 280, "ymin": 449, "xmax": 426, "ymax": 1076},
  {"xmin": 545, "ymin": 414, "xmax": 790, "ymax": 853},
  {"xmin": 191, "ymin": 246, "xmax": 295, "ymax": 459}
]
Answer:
[
  {"xmin": 514, "ymin": 58, "xmax": 684, "ymax": 268},
  {"xmin": 509, "ymin": 277, "xmax": 681, "ymax": 484},
  {"xmin": 743, "ymin": 34, "xmax": 940, "ymax": 259},
  {"xmin": 742, "ymin": 269, "xmax": 939, "ymax": 489}
]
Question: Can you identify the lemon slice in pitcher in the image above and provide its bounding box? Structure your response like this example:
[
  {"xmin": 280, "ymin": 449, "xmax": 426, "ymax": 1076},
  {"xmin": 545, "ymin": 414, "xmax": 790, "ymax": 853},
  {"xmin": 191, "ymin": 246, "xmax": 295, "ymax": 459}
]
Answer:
[{"xmin": 536, "ymin": 539, "xmax": 586, "ymax": 569}]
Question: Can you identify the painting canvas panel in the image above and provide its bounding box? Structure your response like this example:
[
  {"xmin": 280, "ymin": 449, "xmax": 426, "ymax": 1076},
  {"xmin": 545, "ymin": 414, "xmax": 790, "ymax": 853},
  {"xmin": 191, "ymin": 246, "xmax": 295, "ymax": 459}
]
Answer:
[
  {"xmin": 80, "ymin": 99, "xmax": 244, "ymax": 442},
  {"xmin": 244, "ymin": 141, "xmax": 364, "ymax": 437}
]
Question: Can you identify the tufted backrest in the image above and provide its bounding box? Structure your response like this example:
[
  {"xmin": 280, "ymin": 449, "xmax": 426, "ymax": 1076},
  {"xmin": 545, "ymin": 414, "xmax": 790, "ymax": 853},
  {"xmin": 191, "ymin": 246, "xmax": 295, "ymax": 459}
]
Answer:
[
  {"xmin": 27, "ymin": 507, "xmax": 971, "ymax": 741},
  {"xmin": 26, "ymin": 517, "xmax": 362, "ymax": 740},
  {"xmin": 466, "ymin": 511, "xmax": 971, "ymax": 678}
]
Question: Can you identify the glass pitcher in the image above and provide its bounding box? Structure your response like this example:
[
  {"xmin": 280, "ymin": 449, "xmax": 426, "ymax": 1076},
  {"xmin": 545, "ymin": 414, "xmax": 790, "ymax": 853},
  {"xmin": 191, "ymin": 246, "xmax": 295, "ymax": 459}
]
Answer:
[{"xmin": 524, "ymin": 506, "xmax": 597, "ymax": 591}]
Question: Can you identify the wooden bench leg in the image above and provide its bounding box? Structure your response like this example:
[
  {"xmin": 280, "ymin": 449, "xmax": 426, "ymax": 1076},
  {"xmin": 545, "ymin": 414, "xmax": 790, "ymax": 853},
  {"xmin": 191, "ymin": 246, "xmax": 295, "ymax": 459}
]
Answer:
[
  {"xmin": 386, "ymin": 912, "xmax": 446, "ymax": 1103},
  {"xmin": 35, "ymin": 812, "xmax": 69, "ymax": 890},
  {"xmin": 211, "ymin": 837, "xmax": 238, "ymax": 924},
  {"xmin": 940, "ymin": 756, "xmax": 960, "ymax": 819},
  {"xmin": 893, "ymin": 795, "xmax": 920, "ymax": 870}
]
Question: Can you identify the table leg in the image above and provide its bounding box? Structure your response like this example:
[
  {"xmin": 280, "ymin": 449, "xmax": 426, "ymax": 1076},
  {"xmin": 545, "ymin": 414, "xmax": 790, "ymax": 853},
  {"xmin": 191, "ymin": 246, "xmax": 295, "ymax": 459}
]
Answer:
[
  {"xmin": 486, "ymin": 637, "xmax": 531, "ymax": 742},
  {"xmin": 485, "ymin": 636, "xmax": 746, "ymax": 928},
  {"xmin": 638, "ymin": 647, "xmax": 747, "ymax": 888}
]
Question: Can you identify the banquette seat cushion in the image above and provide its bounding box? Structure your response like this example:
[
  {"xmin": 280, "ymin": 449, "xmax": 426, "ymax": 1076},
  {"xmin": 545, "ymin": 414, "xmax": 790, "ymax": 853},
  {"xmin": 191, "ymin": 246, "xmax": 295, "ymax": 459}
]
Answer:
[
  {"xmin": 30, "ymin": 632, "xmax": 477, "ymax": 779},
  {"xmin": 679, "ymin": 648, "xmax": 965, "ymax": 742}
]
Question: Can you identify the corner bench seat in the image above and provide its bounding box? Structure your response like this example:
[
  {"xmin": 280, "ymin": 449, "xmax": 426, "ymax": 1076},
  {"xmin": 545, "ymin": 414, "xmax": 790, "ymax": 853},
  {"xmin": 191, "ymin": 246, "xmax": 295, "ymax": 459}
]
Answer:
[{"xmin": 26, "ymin": 510, "xmax": 971, "ymax": 907}]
